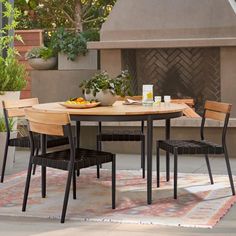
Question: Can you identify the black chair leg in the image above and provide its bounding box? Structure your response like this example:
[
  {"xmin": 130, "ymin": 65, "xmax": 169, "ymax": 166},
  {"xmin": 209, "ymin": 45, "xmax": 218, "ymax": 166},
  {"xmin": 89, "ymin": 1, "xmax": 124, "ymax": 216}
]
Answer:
[
  {"xmin": 166, "ymin": 151, "xmax": 170, "ymax": 182},
  {"xmin": 224, "ymin": 149, "xmax": 235, "ymax": 195},
  {"xmin": 165, "ymin": 119, "xmax": 170, "ymax": 182},
  {"xmin": 32, "ymin": 148, "xmax": 39, "ymax": 175},
  {"xmin": 97, "ymin": 140, "xmax": 102, "ymax": 170},
  {"xmin": 112, "ymin": 155, "xmax": 116, "ymax": 209},
  {"xmin": 32, "ymin": 164, "xmax": 37, "ymax": 175},
  {"xmin": 204, "ymin": 154, "xmax": 214, "ymax": 184},
  {"xmin": 156, "ymin": 142, "xmax": 160, "ymax": 188},
  {"xmin": 22, "ymin": 157, "xmax": 33, "ymax": 212},
  {"xmin": 77, "ymin": 169, "xmax": 80, "ymax": 177},
  {"xmin": 61, "ymin": 165, "xmax": 73, "ymax": 223},
  {"xmin": 41, "ymin": 166, "xmax": 46, "ymax": 198},
  {"xmin": 97, "ymin": 163, "xmax": 100, "ymax": 179},
  {"xmin": 141, "ymin": 138, "xmax": 145, "ymax": 179},
  {"xmin": 174, "ymin": 150, "xmax": 178, "ymax": 199},
  {"xmin": 73, "ymin": 170, "xmax": 77, "ymax": 200},
  {"xmin": 1, "ymin": 141, "xmax": 9, "ymax": 183}
]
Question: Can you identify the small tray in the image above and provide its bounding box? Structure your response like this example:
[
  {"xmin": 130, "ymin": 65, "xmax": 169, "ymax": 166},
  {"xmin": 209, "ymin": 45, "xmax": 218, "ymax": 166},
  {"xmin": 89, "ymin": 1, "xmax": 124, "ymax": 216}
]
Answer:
[{"xmin": 60, "ymin": 102, "xmax": 101, "ymax": 109}]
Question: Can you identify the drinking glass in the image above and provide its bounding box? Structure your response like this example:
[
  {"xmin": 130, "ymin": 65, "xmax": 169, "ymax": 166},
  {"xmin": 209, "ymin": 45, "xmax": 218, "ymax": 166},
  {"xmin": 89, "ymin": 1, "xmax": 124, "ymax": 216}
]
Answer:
[
  {"xmin": 154, "ymin": 96, "xmax": 162, "ymax": 106},
  {"xmin": 164, "ymin": 95, "xmax": 171, "ymax": 106}
]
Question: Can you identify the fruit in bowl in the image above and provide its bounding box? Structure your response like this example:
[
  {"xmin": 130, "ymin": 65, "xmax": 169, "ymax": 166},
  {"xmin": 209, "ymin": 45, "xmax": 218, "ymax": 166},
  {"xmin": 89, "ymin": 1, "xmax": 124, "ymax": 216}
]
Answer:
[
  {"xmin": 61, "ymin": 97, "xmax": 100, "ymax": 109},
  {"xmin": 65, "ymin": 97, "xmax": 97, "ymax": 105}
]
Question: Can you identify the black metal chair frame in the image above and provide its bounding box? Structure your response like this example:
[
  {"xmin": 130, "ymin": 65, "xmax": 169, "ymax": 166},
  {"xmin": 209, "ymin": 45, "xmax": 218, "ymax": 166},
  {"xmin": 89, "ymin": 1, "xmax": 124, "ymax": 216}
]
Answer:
[
  {"xmin": 97, "ymin": 121, "xmax": 145, "ymax": 178},
  {"xmin": 156, "ymin": 102, "xmax": 235, "ymax": 199},
  {"xmin": 1, "ymin": 105, "xmax": 40, "ymax": 183},
  {"xmin": 1, "ymin": 102, "xmax": 69, "ymax": 183},
  {"xmin": 22, "ymin": 119, "xmax": 116, "ymax": 223}
]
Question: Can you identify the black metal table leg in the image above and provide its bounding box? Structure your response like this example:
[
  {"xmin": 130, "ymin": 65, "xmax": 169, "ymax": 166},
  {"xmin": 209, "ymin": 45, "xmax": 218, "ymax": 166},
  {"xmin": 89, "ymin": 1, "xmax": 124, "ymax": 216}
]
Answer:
[
  {"xmin": 76, "ymin": 121, "xmax": 80, "ymax": 148},
  {"xmin": 41, "ymin": 134, "xmax": 46, "ymax": 198},
  {"xmin": 147, "ymin": 116, "xmax": 153, "ymax": 205},
  {"xmin": 166, "ymin": 119, "xmax": 170, "ymax": 182},
  {"xmin": 76, "ymin": 121, "xmax": 81, "ymax": 177}
]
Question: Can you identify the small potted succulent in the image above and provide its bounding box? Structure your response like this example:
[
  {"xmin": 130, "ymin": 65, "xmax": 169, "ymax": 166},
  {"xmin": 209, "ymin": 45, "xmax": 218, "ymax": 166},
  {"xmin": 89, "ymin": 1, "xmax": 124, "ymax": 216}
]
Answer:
[
  {"xmin": 80, "ymin": 70, "xmax": 132, "ymax": 106},
  {"xmin": 25, "ymin": 47, "xmax": 57, "ymax": 70}
]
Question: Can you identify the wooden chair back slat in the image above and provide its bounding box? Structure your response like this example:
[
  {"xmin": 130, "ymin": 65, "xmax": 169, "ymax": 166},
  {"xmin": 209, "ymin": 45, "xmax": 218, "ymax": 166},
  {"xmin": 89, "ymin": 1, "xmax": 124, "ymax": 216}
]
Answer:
[
  {"xmin": 3, "ymin": 98, "xmax": 39, "ymax": 109},
  {"xmin": 29, "ymin": 121, "xmax": 64, "ymax": 136},
  {"xmin": 171, "ymin": 98, "xmax": 199, "ymax": 118},
  {"xmin": 205, "ymin": 101, "xmax": 231, "ymax": 113},
  {"xmin": 204, "ymin": 101, "xmax": 231, "ymax": 122},
  {"xmin": 25, "ymin": 109, "xmax": 70, "ymax": 136},
  {"xmin": 205, "ymin": 110, "xmax": 226, "ymax": 122},
  {"xmin": 3, "ymin": 98, "xmax": 39, "ymax": 118},
  {"xmin": 25, "ymin": 109, "xmax": 70, "ymax": 125},
  {"xmin": 7, "ymin": 108, "xmax": 26, "ymax": 118},
  {"xmin": 171, "ymin": 99, "xmax": 194, "ymax": 107}
]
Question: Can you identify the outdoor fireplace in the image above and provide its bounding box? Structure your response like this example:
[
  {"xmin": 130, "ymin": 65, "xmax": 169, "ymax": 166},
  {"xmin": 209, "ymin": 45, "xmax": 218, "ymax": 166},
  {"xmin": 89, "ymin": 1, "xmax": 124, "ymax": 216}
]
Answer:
[
  {"xmin": 122, "ymin": 47, "xmax": 221, "ymax": 113},
  {"xmin": 88, "ymin": 0, "xmax": 236, "ymax": 115}
]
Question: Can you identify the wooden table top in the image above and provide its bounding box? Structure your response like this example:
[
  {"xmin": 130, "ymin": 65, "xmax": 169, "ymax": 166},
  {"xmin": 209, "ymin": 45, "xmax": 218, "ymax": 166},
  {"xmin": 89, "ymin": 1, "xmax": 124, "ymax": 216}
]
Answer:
[{"xmin": 32, "ymin": 101, "xmax": 187, "ymax": 116}]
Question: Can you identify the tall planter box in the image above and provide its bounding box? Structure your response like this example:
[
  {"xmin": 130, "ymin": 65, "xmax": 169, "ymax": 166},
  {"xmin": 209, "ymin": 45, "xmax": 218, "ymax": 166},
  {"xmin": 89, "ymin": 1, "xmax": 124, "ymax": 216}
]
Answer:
[{"xmin": 58, "ymin": 50, "xmax": 98, "ymax": 70}]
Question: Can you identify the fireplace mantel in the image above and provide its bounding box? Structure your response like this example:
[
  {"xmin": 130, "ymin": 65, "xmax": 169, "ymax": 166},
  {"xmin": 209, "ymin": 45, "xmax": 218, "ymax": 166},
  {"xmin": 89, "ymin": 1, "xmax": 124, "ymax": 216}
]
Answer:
[{"xmin": 88, "ymin": 37, "xmax": 236, "ymax": 50}]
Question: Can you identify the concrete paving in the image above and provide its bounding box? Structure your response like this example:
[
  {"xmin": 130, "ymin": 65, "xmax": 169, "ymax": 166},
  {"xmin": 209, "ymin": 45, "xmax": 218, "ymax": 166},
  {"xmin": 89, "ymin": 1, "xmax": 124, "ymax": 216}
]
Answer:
[{"xmin": 1, "ymin": 150, "xmax": 236, "ymax": 236}]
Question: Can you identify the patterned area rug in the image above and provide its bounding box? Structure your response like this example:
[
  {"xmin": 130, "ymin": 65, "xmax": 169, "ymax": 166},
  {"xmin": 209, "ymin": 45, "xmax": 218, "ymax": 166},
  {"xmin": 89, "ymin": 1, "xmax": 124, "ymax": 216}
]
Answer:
[{"xmin": 0, "ymin": 169, "xmax": 235, "ymax": 228}]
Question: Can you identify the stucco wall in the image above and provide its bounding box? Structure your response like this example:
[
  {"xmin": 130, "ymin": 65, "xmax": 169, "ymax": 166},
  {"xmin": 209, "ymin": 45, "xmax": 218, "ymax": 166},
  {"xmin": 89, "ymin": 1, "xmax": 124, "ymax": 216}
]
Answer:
[{"xmin": 31, "ymin": 70, "xmax": 98, "ymax": 103}]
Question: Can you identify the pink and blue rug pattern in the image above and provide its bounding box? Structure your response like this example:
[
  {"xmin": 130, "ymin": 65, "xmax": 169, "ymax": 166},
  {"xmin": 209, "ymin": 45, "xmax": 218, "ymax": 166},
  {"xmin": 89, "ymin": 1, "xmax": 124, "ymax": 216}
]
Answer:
[{"xmin": 0, "ymin": 169, "xmax": 235, "ymax": 228}]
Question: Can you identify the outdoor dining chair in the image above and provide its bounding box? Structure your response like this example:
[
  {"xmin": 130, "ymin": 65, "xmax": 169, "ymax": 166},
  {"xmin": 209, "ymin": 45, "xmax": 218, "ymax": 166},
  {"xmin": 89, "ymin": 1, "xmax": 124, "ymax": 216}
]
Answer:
[
  {"xmin": 1, "ymin": 98, "xmax": 69, "ymax": 183},
  {"xmin": 22, "ymin": 108, "xmax": 116, "ymax": 223},
  {"xmin": 156, "ymin": 100, "xmax": 235, "ymax": 199},
  {"xmin": 97, "ymin": 96, "xmax": 145, "ymax": 178}
]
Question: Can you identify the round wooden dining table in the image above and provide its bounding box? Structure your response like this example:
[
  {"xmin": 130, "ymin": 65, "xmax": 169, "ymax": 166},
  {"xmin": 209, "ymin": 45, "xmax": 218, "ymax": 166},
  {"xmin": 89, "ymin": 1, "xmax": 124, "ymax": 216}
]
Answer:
[{"xmin": 33, "ymin": 101, "xmax": 187, "ymax": 204}]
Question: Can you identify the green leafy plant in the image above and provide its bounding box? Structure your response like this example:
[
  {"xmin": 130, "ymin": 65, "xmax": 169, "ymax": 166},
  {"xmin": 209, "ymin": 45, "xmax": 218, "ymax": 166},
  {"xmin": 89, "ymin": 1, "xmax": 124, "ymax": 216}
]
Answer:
[
  {"xmin": 0, "ymin": 52, "xmax": 27, "ymax": 92},
  {"xmin": 80, "ymin": 70, "xmax": 132, "ymax": 97},
  {"xmin": 81, "ymin": 29, "xmax": 100, "ymax": 42},
  {"xmin": 25, "ymin": 47, "xmax": 55, "ymax": 60},
  {"xmin": 50, "ymin": 27, "xmax": 88, "ymax": 61},
  {"xmin": 15, "ymin": 0, "xmax": 116, "ymax": 31},
  {"xmin": 0, "ymin": 116, "xmax": 15, "ymax": 132},
  {"xmin": 0, "ymin": 0, "xmax": 27, "ymax": 92}
]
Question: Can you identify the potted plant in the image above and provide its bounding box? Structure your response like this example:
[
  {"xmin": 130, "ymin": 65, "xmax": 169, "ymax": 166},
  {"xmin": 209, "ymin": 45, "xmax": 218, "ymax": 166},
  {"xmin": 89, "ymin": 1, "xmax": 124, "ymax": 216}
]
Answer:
[
  {"xmin": 0, "ymin": 0, "xmax": 27, "ymax": 104},
  {"xmin": 25, "ymin": 46, "xmax": 57, "ymax": 70},
  {"xmin": 0, "ymin": 117, "xmax": 16, "ymax": 173},
  {"xmin": 50, "ymin": 27, "xmax": 99, "ymax": 70},
  {"xmin": 80, "ymin": 70, "xmax": 132, "ymax": 106}
]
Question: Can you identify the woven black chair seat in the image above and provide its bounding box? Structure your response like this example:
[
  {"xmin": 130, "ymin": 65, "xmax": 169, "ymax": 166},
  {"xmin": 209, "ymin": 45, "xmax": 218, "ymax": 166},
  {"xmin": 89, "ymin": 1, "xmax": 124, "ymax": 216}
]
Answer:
[
  {"xmin": 32, "ymin": 148, "xmax": 113, "ymax": 171},
  {"xmin": 97, "ymin": 130, "xmax": 144, "ymax": 141},
  {"xmin": 158, "ymin": 140, "xmax": 224, "ymax": 155},
  {"xmin": 9, "ymin": 135, "xmax": 69, "ymax": 148}
]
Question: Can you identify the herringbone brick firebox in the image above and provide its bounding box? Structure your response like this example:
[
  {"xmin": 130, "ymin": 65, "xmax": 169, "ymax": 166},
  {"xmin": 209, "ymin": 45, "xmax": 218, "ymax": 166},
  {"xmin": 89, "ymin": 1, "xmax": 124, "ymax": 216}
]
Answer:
[{"xmin": 122, "ymin": 48, "xmax": 221, "ymax": 113}]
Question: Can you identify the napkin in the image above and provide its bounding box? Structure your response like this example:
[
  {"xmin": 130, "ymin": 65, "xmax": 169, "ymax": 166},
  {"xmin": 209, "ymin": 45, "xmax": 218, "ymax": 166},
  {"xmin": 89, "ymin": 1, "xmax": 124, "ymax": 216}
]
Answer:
[{"xmin": 123, "ymin": 98, "xmax": 142, "ymax": 105}]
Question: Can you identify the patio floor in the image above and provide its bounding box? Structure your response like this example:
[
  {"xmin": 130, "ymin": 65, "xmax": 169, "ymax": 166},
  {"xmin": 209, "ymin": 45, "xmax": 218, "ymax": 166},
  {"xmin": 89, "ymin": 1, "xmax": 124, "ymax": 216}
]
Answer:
[{"xmin": 2, "ymin": 150, "xmax": 236, "ymax": 236}]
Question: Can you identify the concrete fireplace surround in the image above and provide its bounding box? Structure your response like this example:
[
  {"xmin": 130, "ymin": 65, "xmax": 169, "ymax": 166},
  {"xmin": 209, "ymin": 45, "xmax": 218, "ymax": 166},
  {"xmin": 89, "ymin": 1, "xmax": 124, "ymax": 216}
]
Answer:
[{"xmin": 88, "ymin": 0, "xmax": 236, "ymax": 117}]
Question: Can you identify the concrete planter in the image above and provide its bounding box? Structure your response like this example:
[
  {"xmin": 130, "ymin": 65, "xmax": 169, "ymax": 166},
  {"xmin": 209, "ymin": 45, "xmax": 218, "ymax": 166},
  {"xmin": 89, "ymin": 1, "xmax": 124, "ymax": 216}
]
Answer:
[
  {"xmin": 28, "ymin": 57, "xmax": 57, "ymax": 70},
  {"xmin": 85, "ymin": 90, "xmax": 117, "ymax": 106},
  {"xmin": 58, "ymin": 50, "xmax": 98, "ymax": 70},
  {"xmin": 0, "ymin": 132, "xmax": 16, "ymax": 174}
]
